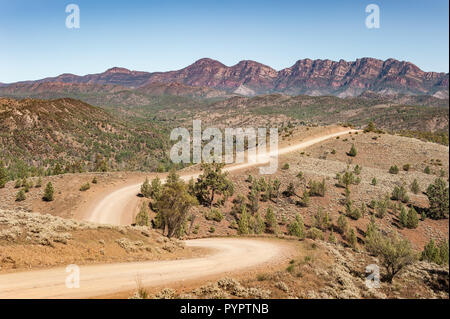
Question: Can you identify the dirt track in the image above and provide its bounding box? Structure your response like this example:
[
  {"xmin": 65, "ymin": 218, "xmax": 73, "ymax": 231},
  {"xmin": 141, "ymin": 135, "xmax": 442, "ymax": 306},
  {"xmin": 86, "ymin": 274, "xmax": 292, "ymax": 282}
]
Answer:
[{"xmin": 0, "ymin": 127, "xmax": 355, "ymax": 298}]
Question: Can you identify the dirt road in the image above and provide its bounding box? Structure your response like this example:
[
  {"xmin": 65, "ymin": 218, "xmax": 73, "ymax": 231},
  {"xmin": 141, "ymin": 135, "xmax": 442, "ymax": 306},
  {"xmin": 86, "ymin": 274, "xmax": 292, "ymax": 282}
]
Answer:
[
  {"xmin": 0, "ymin": 238, "xmax": 284, "ymax": 298},
  {"xmin": 0, "ymin": 127, "xmax": 355, "ymax": 298},
  {"xmin": 86, "ymin": 127, "xmax": 357, "ymax": 225}
]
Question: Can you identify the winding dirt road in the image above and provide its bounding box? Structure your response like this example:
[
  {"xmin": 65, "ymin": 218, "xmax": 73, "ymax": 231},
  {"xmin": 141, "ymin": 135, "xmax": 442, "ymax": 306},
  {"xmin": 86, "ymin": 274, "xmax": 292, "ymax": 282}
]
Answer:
[{"xmin": 0, "ymin": 127, "xmax": 356, "ymax": 298}]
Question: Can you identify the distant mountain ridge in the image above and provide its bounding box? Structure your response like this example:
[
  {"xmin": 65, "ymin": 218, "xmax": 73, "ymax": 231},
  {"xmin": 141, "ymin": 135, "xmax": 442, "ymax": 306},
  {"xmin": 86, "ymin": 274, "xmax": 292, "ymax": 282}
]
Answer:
[{"xmin": 2, "ymin": 57, "xmax": 448, "ymax": 98}]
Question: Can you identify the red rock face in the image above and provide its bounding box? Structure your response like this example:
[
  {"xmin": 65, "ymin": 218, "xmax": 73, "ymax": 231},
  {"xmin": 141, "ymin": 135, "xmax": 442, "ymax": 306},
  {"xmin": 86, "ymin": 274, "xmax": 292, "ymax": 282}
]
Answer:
[{"xmin": 4, "ymin": 58, "xmax": 448, "ymax": 97}]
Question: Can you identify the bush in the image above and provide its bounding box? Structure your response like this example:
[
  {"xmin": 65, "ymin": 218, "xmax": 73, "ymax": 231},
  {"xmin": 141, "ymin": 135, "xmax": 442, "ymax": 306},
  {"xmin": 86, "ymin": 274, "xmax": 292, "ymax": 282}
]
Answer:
[
  {"xmin": 410, "ymin": 179, "xmax": 420, "ymax": 194},
  {"xmin": 347, "ymin": 228, "xmax": 357, "ymax": 248},
  {"xmin": 140, "ymin": 178, "xmax": 151, "ymax": 198},
  {"xmin": 43, "ymin": 182, "xmax": 54, "ymax": 201},
  {"xmin": 399, "ymin": 205, "xmax": 408, "ymax": 228},
  {"xmin": 406, "ymin": 207, "xmax": 419, "ymax": 229},
  {"xmin": 237, "ymin": 207, "xmax": 250, "ymax": 235},
  {"xmin": 79, "ymin": 183, "xmax": 90, "ymax": 191},
  {"xmin": 209, "ymin": 226, "xmax": 216, "ymax": 233},
  {"xmin": 425, "ymin": 178, "xmax": 449, "ymax": 220},
  {"xmin": 287, "ymin": 214, "xmax": 305, "ymax": 238},
  {"xmin": 312, "ymin": 207, "xmax": 331, "ymax": 230},
  {"xmin": 347, "ymin": 144, "xmax": 357, "ymax": 157},
  {"xmin": 135, "ymin": 203, "xmax": 150, "ymax": 226},
  {"xmin": 92, "ymin": 177, "xmax": 98, "ymax": 184},
  {"xmin": 389, "ymin": 165, "xmax": 399, "ymax": 174},
  {"xmin": 402, "ymin": 164, "xmax": 410, "ymax": 171},
  {"xmin": 35, "ymin": 177, "xmax": 42, "ymax": 188},
  {"xmin": 421, "ymin": 239, "xmax": 449, "ymax": 265},
  {"xmin": 205, "ymin": 209, "xmax": 224, "ymax": 222},
  {"xmin": 16, "ymin": 189, "xmax": 26, "ymax": 202},
  {"xmin": 0, "ymin": 161, "xmax": 7, "ymax": 188},
  {"xmin": 371, "ymin": 177, "xmax": 377, "ymax": 186},
  {"xmin": 328, "ymin": 231, "xmax": 337, "ymax": 244},
  {"xmin": 309, "ymin": 179, "xmax": 326, "ymax": 197},
  {"xmin": 337, "ymin": 215, "xmax": 348, "ymax": 234},
  {"xmin": 281, "ymin": 163, "xmax": 290, "ymax": 170},
  {"xmin": 424, "ymin": 166, "xmax": 431, "ymax": 174},
  {"xmin": 307, "ymin": 227, "xmax": 324, "ymax": 240},
  {"xmin": 14, "ymin": 179, "xmax": 22, "ymax": 188},
  {"xmin": 265, "ymin": 207, "xmax": 278, "ymax": 234},
  {"xmin": 391, "ymin": 184, "xmax": 409, "ymax": 203},
  {"xmin": 365, "ymin": 230, "xmax": 417, "ymax": 283}
]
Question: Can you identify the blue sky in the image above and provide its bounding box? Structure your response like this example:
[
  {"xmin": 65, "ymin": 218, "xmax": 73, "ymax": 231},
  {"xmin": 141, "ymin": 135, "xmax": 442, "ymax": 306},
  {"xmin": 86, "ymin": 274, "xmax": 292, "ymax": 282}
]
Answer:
[{"xmin": 0, "ymin": 0, "xmax": 448, "ymax": 83}]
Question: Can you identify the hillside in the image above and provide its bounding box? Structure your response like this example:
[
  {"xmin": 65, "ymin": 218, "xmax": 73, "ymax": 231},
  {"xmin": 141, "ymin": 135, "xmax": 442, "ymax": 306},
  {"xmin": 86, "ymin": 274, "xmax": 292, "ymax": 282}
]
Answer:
[{"xmin": 0, "ymin": 98, "xmax": 173, "ymax": 175}]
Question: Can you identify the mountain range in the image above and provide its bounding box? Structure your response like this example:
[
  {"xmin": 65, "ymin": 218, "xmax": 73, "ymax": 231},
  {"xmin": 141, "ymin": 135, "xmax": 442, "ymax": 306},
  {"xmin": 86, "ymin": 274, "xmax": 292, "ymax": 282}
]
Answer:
[{"xmin": 2, "ymin": 57, "xmax": 448, "ymax": 98}]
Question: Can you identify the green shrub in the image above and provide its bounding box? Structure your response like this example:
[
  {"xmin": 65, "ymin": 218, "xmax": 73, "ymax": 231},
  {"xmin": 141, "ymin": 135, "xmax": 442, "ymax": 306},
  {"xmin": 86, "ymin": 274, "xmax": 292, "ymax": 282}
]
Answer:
[
  {"xmin": 43, "ymin": 182, "xmax": 54, "ymax": 201},
  {"xmin": 135, "ymin": 203, "xmax": 150, "ymax": 226},
  {"xmin": 421, "ymin": 239, "xmax": 449, "ymax": 265},
  {"xmin": 307, "ymin": 227, "xmax": 324, "ymax": 240},
  {"xmin": 371, "ymin": 177, "xmax": 377, "ymax": 186},
  {"xmin": 426, "ymin": 178, "xmax": 449, "ymax": 219},
  {"xmin": 281, "ymin": 163, "xmax": 290, "ymax": 170},
  {"xmin": 403, "ymin": 164, "xmax": 411, "ymax": 171},
  {"xmin": 287, "ymin": 214, "xmax": 305, "ymax": 238},
  {"xmin": 424, "ymin": 166, "xmax": 431, "ymax": 174},
  {"xmin": 389, "ymin": 165, "xmax": 399, "ymax": 174},
  {"xmin": 312, "ymin": 207, "xmax": 331, "ymax": 230},
  {"xmin": 391, "ymin": 184, "xmax": 409, "ymax": 203},
  {"xmin": 92, "ymin": 177, "xmax": 98, "ymax": 184},
  {"xmin": 79, "ymin": 183, "xmax": 90, "ymax": 191},
  {"xmin": 406, "ymin": 207, "xmax": 419, "ymax": 229},
  {"xmin": 309, "ymin": 179, "xmax": 326, "ymax": 197},
  {"xmin": 337, "ymin": 214, "xmax": 348, "ymax": 234},
  {"xmin": 410, "ymin": 179, "xmax": 420, "ymax": 194},
  {"xmin": 16, "ymin": 189, "xmax": 26, "ymax": 202},
  {"xmin": 347, "ymin": 144, "xmax": 357, "ymax": 157},
  {"xmin": 205, "ymin": 209, "xmax": 224, "ymax": 222}
]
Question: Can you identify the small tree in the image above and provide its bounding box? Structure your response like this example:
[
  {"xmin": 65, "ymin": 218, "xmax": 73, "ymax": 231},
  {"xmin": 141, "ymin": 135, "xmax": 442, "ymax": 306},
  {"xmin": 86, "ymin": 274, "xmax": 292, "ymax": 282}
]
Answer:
[
  {"xmin": 35, "ymin": 176, "xmax": 42, "ymax": 188},
  {"xmin": 141, "ymin": 178, "xmax": 152, "ymax": 198},
  {"xmin": 237, "ymin": 206, "xmax": 250, "ymax": 235},
  {"xmin": 337, "ymin": 214, "xmax": 348, "ymax": 234},
  {"xmin": 16, "ymin": 189, "xmax": 26, "ymax": 202},
  {"xmin": 135, "ymin": 203, "xmax": 150, "ymax": 226},
  {"xmin": 328, "ymin": 230, "xmax": 337, "ymax": 244},
  {"xmin": 410, "ymin": 179, "xmax": 420, "ymax": 195},
  {"xmin": 399, "ymin": 205, "xmax": 408, "ymax": 228},
  {"xmin": 347, "ymin": 228, "xmax": 357, "ymax": 249},
  {"xmin": 391, "ymin": 184, "xmax": 409, "ymax": 203},
  {"xmin": 406, "ymin": 207, "xmax": 419, "ymax": 229},
  {"xmin": 287, "ymin": 214, "xmax": 305, "ymax": 238},
  {"xmin": 43, "ymin": 182, "xmax": 54, "ymax": 201},
  {"xmin": 0, "ymin": 161, "xmax": 8, "ymax": 188},
  {"xmin": 195, "ymin": 163, "xmax": 234, "ymax": 207},
  {"xmin": 309, "ymin": 179, "xmax": 326, "ymax": 197},
  {"xmin": 265, "ymin": 207, "xmax": 278, "ymax": 234},
  {"xmin": 283, "ymin": 182, "xmax": 296, "ymax": 197},
  {"xmin": 421, "ymin": 239, "xmax": 449, "ymax": 265},
  {"xmin": 312, "ymin": 207, "xmax": 331, "ymax": 230},
  {"xmin": 426, "ymin": 178, "xmax": 449, "ymax": 220},
  {"xmin": 347, "ymin": 144, "xmax": 357, "ymax": 157},
  {"xmin": 365, "ymin": 230, "xmax": 417, "ymax": 283},
  {"xmin": 389, "ymin": 165, "xmax": 399, "ymax": 174},
  {"xmin": 150, "ymin": 177, "xmax": 163, "ymax": 200}
]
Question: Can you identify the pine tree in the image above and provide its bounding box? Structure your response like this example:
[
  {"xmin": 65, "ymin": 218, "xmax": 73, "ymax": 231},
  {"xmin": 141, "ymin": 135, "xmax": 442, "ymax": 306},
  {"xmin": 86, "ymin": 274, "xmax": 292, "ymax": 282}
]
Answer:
[
  {"xmin": 43, "ymin": 182, "xmax": 54, "ymax": 201},
  {"xmin": 288, "ymin": 214, "xmax": 305, "ymax": 238},
  {"xmin": 426, "ymin": 178, "xmax": 449, "ymax": 220},
  {"xmin": 0, "ymin": 161, "xmax": 8, "ymax": 188},
  {"xmin": 328, "ymin": 230, "xmax": 337, "ymax": 244},
  {"xmin": 135, "ymin": 203, "xmax": 150, "ymax": 226},
  {"xmin": 16, "ymin": 189, "xmax": 26, "ymax": 202},
  {"xmin": 140, "ymin": 178, "xmax": 152, "ymax": 198},
  {"xmin": 410, "ymin": 179, "xmax": 420, "ymax": 194},
  {"xmin": 406, "ymin": 207, "xmax": 419, "ymax": 229},
  {"xmin": 348, "ymin": 228, "xmax": 357, "ymax": 248},
  {"xmin": 35, "ymin": 176, "xmax": 42, "ymax": 188},
  {"xmin": 348, "ymin": 144, "xmax": 357, "ymax": 157},
  {"xmin": 237, "ymin": 206, "xmax": 250, "ymax": 235},
  {"xmin": 265, "ymin": 206, "xmax": 278, "ymax": 234},
  {"xmin": 399, "ymin": 205, "xmax": 408, "ymax": 228},
  {"xmin": 150, "ymin": 177, "xmax": 162, "ymax": 200}
]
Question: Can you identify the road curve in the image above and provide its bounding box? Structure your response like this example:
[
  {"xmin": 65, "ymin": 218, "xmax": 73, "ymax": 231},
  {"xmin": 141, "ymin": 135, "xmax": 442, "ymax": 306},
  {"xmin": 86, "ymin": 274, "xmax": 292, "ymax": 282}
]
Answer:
[
  {"xmin": 86, "ymin": 128, "xmax": 357, "ymax": 225},
  {"xmin": 0, "ymin": 238, "xmax": 283, "ymax": 299}
]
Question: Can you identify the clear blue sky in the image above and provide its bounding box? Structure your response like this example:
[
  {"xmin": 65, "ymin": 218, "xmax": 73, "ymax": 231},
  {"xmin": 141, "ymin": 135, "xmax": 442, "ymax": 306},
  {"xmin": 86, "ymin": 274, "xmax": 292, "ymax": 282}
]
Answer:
[{"xmin": 0, "ymin": 0, "xmax": 448, "ymax": 83}]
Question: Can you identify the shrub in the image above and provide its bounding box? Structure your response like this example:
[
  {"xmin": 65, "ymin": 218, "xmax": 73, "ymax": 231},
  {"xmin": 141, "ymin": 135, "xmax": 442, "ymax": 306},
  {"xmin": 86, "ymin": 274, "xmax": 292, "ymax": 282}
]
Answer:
[
  {"xmin": 406, "ymin": 207, "xmax": 419, "ymax": 229},
  {"xmin": 16, "ymin": 189, "xmax": 26, "ymax": 202},
  {"xmin": 426, "ymin": 178, "xmax": 449, "ymax": 219},
  {"xmin": 79, "ymin": 183, "xmax": 90, "ymax": 191},
  {"xmin": 402, "ymin": 164, "xmax": 410, "ymax": 171},
  {"xmin": 337, "ymin": 215, "xmax": 348, "ymax": 234},
  {"xmin": 328, "ymin": 231, "xmax": 337, "ymax": 244},
  {"xmin": 283, "ymin": 182, "xmax": 296, "ymax": 197},
  {"xmin": 281, "ymin": 163, "xmax": 290, "ymax": 170},
  {"xmin": 410, "ymin": 179, "xmax": 420, "ymax": 194},
  {"xmin": 135, "ymin": 203, "xmax": 150, "ymax": 226},
  {"xmin": 312, "ymin": 207, "xmax": 331, "ymax": 230},
  {"xmin": 209, "ymin": 226, "xmax": 216, "ymax": 233},
  {"xmin": 43, "ymin": 182, "xmax": 54, "ymax": 201},
  {"xmin": 35, "ymin": 176, "xmax": 42, "ymax": 188},
  {"xmin": 347, "ymin": 228, "xmax": 357, "ymax": 248},
  {"xmin": 371, "ymin": 177, "xmax": 377, "ymax": 186},
  {"xmin": 265, "ymin": 207, "xmax": 278, "ymax": 234},
  {"xmin": 309, "ymin": 179, "xmax": 326, "ymax": 197},
  {"xmin": 424, "ymin": 166, "xmax": 431, "ymax": 174},
  {"xmin": 237, "ymin": 207, "xmax": 250, "ymax": 235},
  {"xmin": 14, "ymin": 179, "xmax": 22, "ymax": 188},
  {"xmin": 347, "ymin": 144, "xmax": 357, "ymax": 157},
  {"xmin": 421, "ymin": 239, "xmax": 449, "ymax": 265},
  {"xmin": 331, "ymin": 149, "xmax": 336, "ymax": 155},
  {"xmin": 287, "ymin": 214, "xmax": 305, "ymax": 238},
  {"xmin": 140, "ymin": 178, "xmax": 152, "ymax": 198},
  {"xmin": 205, "ymin": 209, "xmax": 224, "ymax": 222},
  {"xmin": 353, "ymin": 165, "xmax": 362, "ymax": 175},
  {"xmin": 391, "ymin": 184, "xmax": 409, "ymax": 203},
  {"xmin": 365, "ymin": 230, "xmax": 417, "ymax": 283},
  {"xmin": 0, "ymin": 161, "xmax": 7, "ymax": 188},
  {"xmin": 307, "ymin": 227, "xmax": 324, "ymax": 240},
  {"xmin": 92, "ymin": 177, "xmax": 98, "ymax": 184},
  {"xmin": 389, "ymin": 165, "xmax": 399, "ymax": 174},
  {"xmin": 298, "ymin": 190, "xmax": 310, "ymax": 207},
  {"xmin": 252, "ymin": 213, "xmax": 266, "ymax": 234},
  {"xmin": 399, "ymin": 205, "xmax": 408, "ymax": 228}
]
